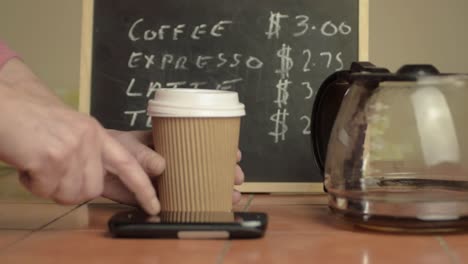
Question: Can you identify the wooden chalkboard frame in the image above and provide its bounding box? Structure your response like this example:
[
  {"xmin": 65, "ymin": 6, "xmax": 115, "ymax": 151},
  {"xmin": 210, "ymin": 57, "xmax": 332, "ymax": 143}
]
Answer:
[{"xmin": 79, "ymin": 0, "xmax": 369, "ymax": 193}]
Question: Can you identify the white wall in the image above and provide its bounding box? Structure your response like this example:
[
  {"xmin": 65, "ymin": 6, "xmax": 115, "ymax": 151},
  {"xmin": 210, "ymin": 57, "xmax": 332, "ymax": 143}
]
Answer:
[
  {"xmin": 370, "ymin": 0, "xmax": 468, "ymax": 72},
  {"xmin": 0, "ymin": 0, "xmax": 82, "ymax": 107}
]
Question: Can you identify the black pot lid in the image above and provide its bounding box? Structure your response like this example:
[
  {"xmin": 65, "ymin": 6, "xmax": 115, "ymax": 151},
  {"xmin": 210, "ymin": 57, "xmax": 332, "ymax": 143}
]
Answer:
[{"xmin": 311, "ymin": 62, "xmax": 444, "ymax": 175}]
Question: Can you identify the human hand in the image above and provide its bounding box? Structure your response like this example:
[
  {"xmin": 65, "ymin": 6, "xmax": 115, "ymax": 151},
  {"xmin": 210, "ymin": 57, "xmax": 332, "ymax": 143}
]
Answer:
[
  {"xmin": 233, "ymin": 150, "xmax": 245, "ymax": 204},
  {"xmin": 0, "ymin": 85, "xmax": 160, "ymax": 215},
  {"xmin": 104, "ymin": 130, "xmax": 245, "ymax": 205},
  {"xmin": 0, "ymin": 58, "xmax": 160, "ymax": 214}
]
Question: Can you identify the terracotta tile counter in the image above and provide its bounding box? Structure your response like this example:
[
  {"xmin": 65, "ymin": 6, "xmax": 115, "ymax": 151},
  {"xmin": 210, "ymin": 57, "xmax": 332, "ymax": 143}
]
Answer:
[{"xmin": 0, "ymin": 172, "xmax": 466, "ymax": 264}]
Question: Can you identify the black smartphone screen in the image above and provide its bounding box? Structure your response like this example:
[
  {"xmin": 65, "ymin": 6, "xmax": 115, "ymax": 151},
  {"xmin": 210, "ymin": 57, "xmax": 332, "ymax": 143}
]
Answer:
[{"xmin": 108, "ymin": 210, "xmax": 267, "ymax": 239}]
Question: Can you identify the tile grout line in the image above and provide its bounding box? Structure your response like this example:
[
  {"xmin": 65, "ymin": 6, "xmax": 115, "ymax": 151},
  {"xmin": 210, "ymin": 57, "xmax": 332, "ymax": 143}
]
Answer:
[
  {"xmin": 37, "ymin": 203, "xmax": 87, "ymax": 230},
  {"xmin": 242, "ymin": 194, "xmax": 255, "ymax": 212},
  {"xmin": 0, "ymin": 202, "xmax": 85, "ymax": 254},
  {"xmin": 215, "ymin": 241, "xmax": 232, "ymax": 264},
  {"xmin": 215, "ymin": 194, "xmax": 255, "ymax": 264},
  {"xmin": 436, "ymin": 236, "xmax": 460, "ymax": 264},
  {"xmin": 0, "ymin": 231, "xmax": 33, "ymax": 256}
]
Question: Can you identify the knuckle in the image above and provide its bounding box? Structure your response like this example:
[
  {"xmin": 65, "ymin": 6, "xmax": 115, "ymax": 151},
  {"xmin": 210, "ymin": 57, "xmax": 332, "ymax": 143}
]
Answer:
[
  {"xmin": 65, "ymin": 136, "xmax": 81, "ymax": 154},
  {"xmin": 135, "ymin": 145, "xmax": 149, "ymax": 161},
  {"xmin": 138, "ymin": 148, "xmax": 166, "ymax": 175},
  {"xmin": 45, "ymin": 146, "xmax": 67, "ymax": 163},
  {"xmin": 76, "ymin": 116, "xmax": 100, "ymax": 138}
]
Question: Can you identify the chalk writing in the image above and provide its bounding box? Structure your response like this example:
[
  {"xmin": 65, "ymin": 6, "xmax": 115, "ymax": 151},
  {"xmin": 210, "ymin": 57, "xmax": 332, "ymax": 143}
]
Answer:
[
  {"xmin": 129, "ymin": 19, "xmax": 233, "ymax": 41},
  {"xmin": 128, "ymin": 52, "xmax": 264, "ymax": 71},
  {"xmin": 301, "ymin": 116, "xmax": 311, "ymax": 135},
  {"xmin": 276, "ymin": 44, "xmax": 294, "ymax": 79},
  {"xmin": 120, "ymin": 9, "xmax": 353, "ymax": 147},
  {"xmin": 269, "ymin": 109, "xmax": 289, "ymax": 143},
  {"xmin": 302, "ymin": 82, "xmax": 314, "ymax": 99},
  {"xmin": 265, "ymin": 12, "xmax": 288, "ymax": 39}
]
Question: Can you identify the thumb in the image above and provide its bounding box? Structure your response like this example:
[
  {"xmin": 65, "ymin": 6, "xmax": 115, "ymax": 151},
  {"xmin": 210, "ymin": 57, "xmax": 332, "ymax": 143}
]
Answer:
[{"xmin": 136, "ymin": 145, "xmax": 166, "ymax": 177}]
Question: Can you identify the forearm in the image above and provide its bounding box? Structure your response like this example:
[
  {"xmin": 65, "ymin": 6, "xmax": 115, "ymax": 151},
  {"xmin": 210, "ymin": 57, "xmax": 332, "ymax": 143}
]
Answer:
[{"xmin": 0, "ymin": 58, "xmax": 65, "ymax": 107}]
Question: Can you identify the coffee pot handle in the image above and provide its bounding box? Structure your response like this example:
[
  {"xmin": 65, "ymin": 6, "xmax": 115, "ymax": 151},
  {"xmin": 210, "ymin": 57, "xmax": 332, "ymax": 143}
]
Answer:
[{"xmin": 311, "ymin": 62, "xmax": 390, "ymax": 184}]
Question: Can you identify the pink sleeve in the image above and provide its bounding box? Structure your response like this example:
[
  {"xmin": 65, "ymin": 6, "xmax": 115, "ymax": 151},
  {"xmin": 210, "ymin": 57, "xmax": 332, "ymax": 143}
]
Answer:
[{"xmin": 0, "ymin": 40, "xmax": 19, "ymax": 69}]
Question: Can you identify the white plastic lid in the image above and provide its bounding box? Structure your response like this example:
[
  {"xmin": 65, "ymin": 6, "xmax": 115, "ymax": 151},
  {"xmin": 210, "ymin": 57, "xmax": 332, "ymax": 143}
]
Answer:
[{"xmin": 147, "ymin": 89, "xmax": 246, "ymax": 117}]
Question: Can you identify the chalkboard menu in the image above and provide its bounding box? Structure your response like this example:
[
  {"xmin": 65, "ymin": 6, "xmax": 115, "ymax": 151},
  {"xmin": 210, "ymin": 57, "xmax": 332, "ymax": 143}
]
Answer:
[{"xmin": 80, "ymin": 0, "xmax": 368, "ymax": 192}]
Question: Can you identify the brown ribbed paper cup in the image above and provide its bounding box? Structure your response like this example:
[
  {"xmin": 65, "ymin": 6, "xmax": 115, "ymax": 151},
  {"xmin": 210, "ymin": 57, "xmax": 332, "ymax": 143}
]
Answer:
[
  {"xmin": 147, "ymin": 89, "xmax": 245, "ymax": 212},
  {"xmin": 159, "ymin": 212, "xmax": 235, "ymax": 223}
]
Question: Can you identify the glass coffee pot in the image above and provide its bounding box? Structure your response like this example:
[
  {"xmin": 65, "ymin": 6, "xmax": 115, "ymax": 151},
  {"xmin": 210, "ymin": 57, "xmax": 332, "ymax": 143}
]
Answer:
[{"xmin": 312, "ymin": 62, "xmax": 468, "ymax": 232}]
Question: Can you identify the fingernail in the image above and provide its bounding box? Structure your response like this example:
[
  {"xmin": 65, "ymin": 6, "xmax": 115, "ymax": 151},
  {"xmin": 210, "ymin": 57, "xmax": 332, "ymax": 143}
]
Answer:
[{"xmin": 148, "ymin": 197, "xmax": 160, "ymax": 215}]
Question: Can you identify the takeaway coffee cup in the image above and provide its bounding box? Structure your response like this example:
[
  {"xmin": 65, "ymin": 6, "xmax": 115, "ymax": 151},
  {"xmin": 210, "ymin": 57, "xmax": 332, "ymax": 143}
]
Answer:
[{"xmin": 147, "ymin": 89, "xmax": 245, "ymax": 212}]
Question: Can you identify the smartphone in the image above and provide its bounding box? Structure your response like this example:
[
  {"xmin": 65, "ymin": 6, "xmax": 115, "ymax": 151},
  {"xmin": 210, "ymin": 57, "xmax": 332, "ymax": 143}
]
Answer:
[{"xmin": 108, "ymin": 210, "xmax": 268, "ymax": 239}]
